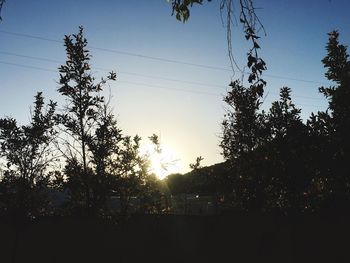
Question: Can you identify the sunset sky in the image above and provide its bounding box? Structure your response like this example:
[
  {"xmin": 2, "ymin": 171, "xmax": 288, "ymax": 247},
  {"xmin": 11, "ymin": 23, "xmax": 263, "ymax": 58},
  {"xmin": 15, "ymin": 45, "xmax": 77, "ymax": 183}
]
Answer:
[{"xmin": 0, "ymin": 0, "xmax": 349, "ymax": 175}]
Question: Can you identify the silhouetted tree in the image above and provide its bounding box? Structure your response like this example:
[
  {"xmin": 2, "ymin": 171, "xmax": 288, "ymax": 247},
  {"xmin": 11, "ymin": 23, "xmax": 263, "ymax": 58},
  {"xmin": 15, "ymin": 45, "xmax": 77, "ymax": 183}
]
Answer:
[
  {"xmin": 263, "ymin": 87, "xmax": 308, "ymax": 213},
  {"xmin": 189, "ymin": 156, "xmax": 203, "ymax": 170},
  {"xmin": 0, "ymin": 92, "xmax": 56, "ymax": 219},
  {"xmin": 87, "ymin": 110, "xmax": 165, "ymax": 216},
  {"xmin": 109, "ymin": 135, "xmax": 148, "ymax": 217},
  {"xmin": 86, "ymin": 102, "xmax": 123, "ymax": 214},
  {"xmin": 54, "ymin": 27, "xmax": 168, "ymax": 219},
  {"xmin": 175, "ymin": 1, "xmax": 267, "ymax": 208},
  {"xmin": 221, "ymin": 85, "xmax": 316, "ymax": 213},
  {"xmin": 57, "ymin": 26, "xmax": 116, "ymax": 213},
  {"xmin": 220, "ymin": 79, "xmax": 266, "ymax": 210},
  {"xmin": 305, "ymin": 111, "xmax": 333, "ymax": 211},
  {"xmin": 316, "ymin": 31, "xmax": 350, "ymax": 211},
  {"xmin": 221, "ymin": 80, "xmax": 263, "ymax": 160},
  {"xmin": 139, "ymin": 174, "xmax": 169, "ymax": 214},
  {"xmin": 220, "ymin": 31, "xmax": 350, "ymax": 214}
]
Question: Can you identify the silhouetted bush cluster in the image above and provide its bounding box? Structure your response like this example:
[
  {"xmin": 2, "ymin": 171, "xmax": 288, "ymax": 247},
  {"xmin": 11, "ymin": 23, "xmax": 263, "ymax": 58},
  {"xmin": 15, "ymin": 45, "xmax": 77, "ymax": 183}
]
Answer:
[
  {"xmin": 0, "ymin": 27, "xmax": 166, "ymax": 221},
  {"xmin": 219, "ymin": 31, "xmax": 350, "ymax": 214}
]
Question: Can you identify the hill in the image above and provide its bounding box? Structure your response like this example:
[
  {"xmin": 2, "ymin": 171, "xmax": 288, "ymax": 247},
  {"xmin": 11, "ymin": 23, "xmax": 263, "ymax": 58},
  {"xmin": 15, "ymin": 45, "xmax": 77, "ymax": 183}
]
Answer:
[{"xmin": 164, "ymin": 161, "xmax": 232, "ymax": 195}]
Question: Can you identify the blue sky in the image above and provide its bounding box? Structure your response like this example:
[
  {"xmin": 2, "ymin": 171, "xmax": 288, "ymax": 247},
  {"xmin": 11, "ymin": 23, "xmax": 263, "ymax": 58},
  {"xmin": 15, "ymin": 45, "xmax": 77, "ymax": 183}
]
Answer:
[{"xmin": 0, "ymin": 0, "xmax": 349, "ymax": 174}]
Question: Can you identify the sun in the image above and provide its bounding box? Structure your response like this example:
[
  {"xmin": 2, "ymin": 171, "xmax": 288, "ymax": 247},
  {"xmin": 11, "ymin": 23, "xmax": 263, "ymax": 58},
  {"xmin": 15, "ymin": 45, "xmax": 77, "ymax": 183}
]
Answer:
[{"xmin": 141, "ymin": 143, "xmax": 181, "ymax": 179}]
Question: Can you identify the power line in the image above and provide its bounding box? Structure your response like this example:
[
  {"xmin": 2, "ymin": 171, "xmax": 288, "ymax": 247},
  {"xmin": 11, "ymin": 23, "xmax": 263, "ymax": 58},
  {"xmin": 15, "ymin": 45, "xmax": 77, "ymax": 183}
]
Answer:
[
  {"xmin": 0, "ymin": 29, "xmax": 330, "ymax": 85},
  {"xmin": 0, "ymin": 60, "xmax": 327, "ymax": 109},
  {"xmin": 264, "ymin": 74, "xmax": 327, "ymax": 85},
  {"xmin": 0, "ymin": 51, "xmax": 62, "ymax": 64},
  {"xmin": 0, "ymin": 60, "xmax": 56, "ymax": 73},
  {"xmin": 117, "ymin": 80, "xmax": 221, "ymax": 96},
  {"xmin": 0, "ymin": 50, "xmax": 327, "ymax": 101},
  {"xmin": 90, "ymin": 46, "xmax": 230, "ymax": 71},
  {"xmin": 0, "ymin": 30, "xmax": 62, "ymax": 43},
  {"xmin": 0, "ymin": 50, "xmax": 225, "ymax": 88},
  {"xmin": 117, "ymin": 71, "xmax": 226, "ymax": 89},
  {"xmin": 0, "ymin": 60, "xmax": 221, "ymax": 96},
  {"xmin": 0, "ymin": 30, "xmax": 229, "ymax": 71}
]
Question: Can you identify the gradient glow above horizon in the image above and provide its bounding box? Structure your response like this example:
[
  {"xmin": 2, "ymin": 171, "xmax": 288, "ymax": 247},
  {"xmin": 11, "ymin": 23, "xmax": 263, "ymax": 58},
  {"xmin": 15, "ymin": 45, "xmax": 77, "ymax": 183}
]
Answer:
[{"xmin": 0, "ymin": 0, "xmax": 349, "ymax": 174}]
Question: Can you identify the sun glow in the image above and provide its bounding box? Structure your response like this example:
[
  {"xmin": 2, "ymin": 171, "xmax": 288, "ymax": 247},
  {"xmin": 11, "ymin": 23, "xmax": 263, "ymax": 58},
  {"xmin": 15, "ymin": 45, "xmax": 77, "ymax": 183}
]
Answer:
[{"xmin": 141, "ymin": 143, "xmax": 182, "ymax": 179}]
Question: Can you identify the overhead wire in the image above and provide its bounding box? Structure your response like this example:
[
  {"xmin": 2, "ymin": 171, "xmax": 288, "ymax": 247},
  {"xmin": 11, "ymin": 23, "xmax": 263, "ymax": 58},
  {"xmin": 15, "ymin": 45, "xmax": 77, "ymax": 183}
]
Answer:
[
  {"xmin": 0, "ymin": 29, "xmax": 331, "ymax": 85},
  {"xmin": 0, "ymin": 30, "xmax": 229, "ymax": 71},
  {"xmin": 0, "ymin": 50, "xmax": 327, "ymax": 102},
  {"xmin": 0, "ymin": 60, "xmax": 327, "ymax": 109}
]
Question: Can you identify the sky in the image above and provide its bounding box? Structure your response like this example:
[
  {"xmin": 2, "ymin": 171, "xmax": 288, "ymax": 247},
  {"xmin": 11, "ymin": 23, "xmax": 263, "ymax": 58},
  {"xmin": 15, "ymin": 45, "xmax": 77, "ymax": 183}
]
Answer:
[{"xmin": 0, "ymin": 0, "xmax": 349, "ymax": 175}]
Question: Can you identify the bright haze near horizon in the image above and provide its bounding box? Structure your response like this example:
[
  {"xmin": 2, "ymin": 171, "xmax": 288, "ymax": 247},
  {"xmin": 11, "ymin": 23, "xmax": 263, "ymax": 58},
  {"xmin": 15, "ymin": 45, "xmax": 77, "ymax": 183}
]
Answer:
[{"xmin": 0, "ymin": 0, "xmax": 349, "ymax": 176}]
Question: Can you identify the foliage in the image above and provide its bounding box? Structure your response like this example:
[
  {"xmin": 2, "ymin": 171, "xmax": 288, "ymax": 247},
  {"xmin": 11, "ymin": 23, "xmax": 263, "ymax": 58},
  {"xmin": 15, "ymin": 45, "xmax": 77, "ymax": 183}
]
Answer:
[
  {"xmin": 170, "ymin": 0, "xmax": 266, "ymax": 88},
  {"xmin": 57, "ymin": 26, "xmax": 116, "ymax": 213},
  {"xmin": 170, "ymin": 0, "xmax": 211, "ymax": 22},
  {"xmin": 263, "ymin": 87, "xmax": 308, "ymax": 213},
  {"xmin": 55, "ymin": 28, "xmax": 166, "ymax": 218},
  {"xmin": 317, "ymin": 31, "xmax": 350, "ymax": 211},
  {"xmin": 86, "ymin": 103, "xmax": 123, "ymax": 213},
  {"xmin": 0, "ymin": 92, "xmax": 57, "ymax": 218},
  {"xmin": 220, "ymin": 31, "xmax": 350, "ymax": 214},
  {"xmin": 221, "ymin": 80, "xmax": 263, "ymax": 161},
  {"xmin": 189, "ymin": 156, "xmax": 203, "ymax": 170}
]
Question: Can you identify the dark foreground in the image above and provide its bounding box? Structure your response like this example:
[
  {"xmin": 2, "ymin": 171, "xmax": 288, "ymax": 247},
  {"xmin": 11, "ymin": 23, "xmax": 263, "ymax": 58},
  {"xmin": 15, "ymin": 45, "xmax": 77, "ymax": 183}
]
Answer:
[{"xmin": 0, "ymin": 214, "xmax": 349, "ymax": 263}]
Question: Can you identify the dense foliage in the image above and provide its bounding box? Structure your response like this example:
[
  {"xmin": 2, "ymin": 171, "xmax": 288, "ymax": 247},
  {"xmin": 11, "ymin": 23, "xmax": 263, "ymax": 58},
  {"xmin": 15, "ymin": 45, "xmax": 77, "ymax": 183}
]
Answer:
[
  {"xmin": 0, "ymin": 28, "xmax": 166, "ymax": 220},
  {"xmin": 220, "ymin": 31, "xmax": 350, "ymax": 214},
  {"xmin": 0, "ymin": 92, "xmax": 56, "ymax": 219}
]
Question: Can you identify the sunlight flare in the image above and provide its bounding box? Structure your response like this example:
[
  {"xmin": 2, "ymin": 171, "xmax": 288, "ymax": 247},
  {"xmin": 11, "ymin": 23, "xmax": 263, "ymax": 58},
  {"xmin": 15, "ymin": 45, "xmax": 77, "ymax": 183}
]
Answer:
[{"xmin": 140, "ymin": 143, "xmax": 181, "ymax": 179}]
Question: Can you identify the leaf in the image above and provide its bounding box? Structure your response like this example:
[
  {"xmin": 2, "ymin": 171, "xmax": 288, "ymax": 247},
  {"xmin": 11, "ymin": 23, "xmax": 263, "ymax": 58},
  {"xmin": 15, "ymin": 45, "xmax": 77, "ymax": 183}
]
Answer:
[
  {"xmin": 255, "ymin": 84, "xmax": 264, "ymax": 97},
  {"xmin": 248, "ymin": 74, "xmax": 256, "ymax": 83},
  {"xmin": 247, "ymin": 55, "xmax": 256, "ymax": 68}
]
